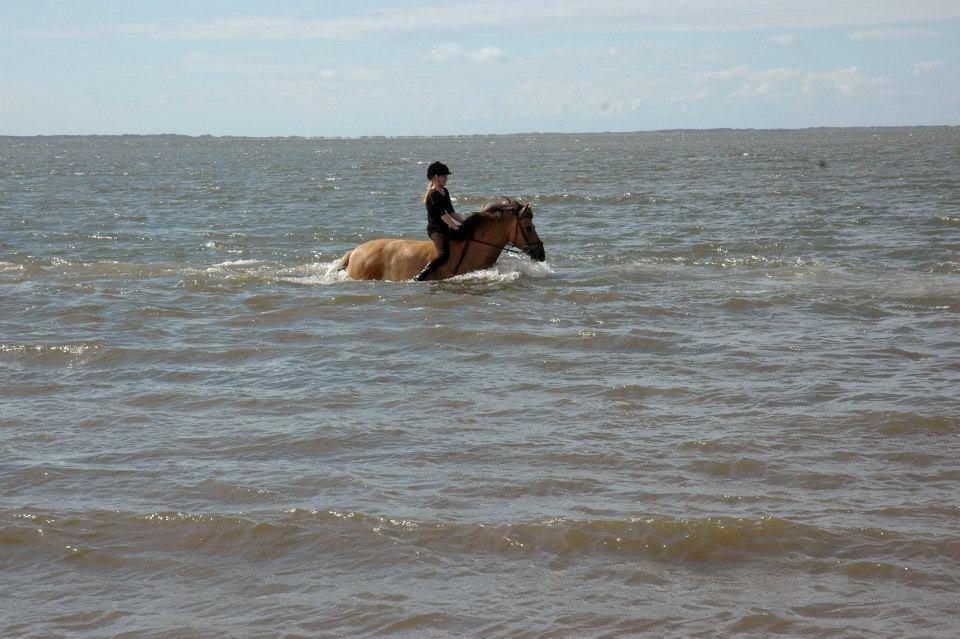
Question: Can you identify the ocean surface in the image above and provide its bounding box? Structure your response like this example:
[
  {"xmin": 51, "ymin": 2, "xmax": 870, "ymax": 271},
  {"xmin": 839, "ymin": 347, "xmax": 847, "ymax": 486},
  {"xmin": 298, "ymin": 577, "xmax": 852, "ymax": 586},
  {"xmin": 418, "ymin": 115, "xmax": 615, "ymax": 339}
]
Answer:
[{"xmin": 1, "ymin": 128, "xmax": 959, "ymax": 638}]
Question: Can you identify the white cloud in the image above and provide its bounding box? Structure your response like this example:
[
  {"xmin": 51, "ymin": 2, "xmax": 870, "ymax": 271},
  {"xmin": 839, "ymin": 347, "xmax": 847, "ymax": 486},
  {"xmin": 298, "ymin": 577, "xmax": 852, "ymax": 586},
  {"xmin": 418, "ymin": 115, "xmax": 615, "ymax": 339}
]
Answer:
[
  {"xmin": 569, "ymin": 45, "xmax": 652, "ymax": 62},
  {"xmin": 507, "ymin": 80, "xmax": 642, "ymax": 116},
  {"xmin": 763, "ymin": 34, "xmax": 796, "ymax": 45},
  {"xmin": 20, "ymin": 1, "xmax": 960, "ymax": 40},
  {"xmin": 752, "ymin": 67, "xmax": 800, "ymax": 83},
  {"xmin": 473, "ymin": 46, "xmax": 506, "ymax": 63},
  {"xmin": 913, "ymin": 60, "xmax": 944, "ymax": 78},
  {"xmin": 695, "ymin": 65, "xmax": 748, "ymax": 81},
  {"xmin": 704, "ymin": 65, "xmax": 891, "ymax": 99},
  {"xmin": 672, "ymin": 89, "xmax": 710, "ymax": 102},
  {"xmin": 849, "ymin": 29, "xmax": 941, "ymax": 41},
  {"xmin": 428, "ymin": 44, "xmax": 463, "ymax": 61},
  {"xmin": 428, "ymin": 44, "xmax": 505, "ymax": 63},
  {"xmin": 728, "ymin": 67, "xmax": 802, "ymax": 97},
  {"xmin": 800, "ymin": 66, "xmax": 892, "ymax": 97}
]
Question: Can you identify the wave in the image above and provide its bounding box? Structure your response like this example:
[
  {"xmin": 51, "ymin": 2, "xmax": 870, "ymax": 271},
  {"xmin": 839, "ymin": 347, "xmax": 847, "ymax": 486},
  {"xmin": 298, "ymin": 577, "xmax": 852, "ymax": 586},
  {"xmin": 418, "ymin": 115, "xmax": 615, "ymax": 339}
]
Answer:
[
  {"xmin": 930, "ymin": 260, "xmax": 960, "ymax": 274},
  {"xmin": 3, "ymin": 508, "xmax": 957, "ymax": 575},
  {"xmin": 452, "ymin": 192, "xmax": 657, "ymax": 207},
  {"xmin": 848, "ymin": 411, "xmax": 960, "ymax": 436},
  {"xmin": 637, "ymin": 253, "xmax": 825, "ymax": 272},
  {"xmin": 277, "ymin": 259, "xmax": 353, "ymax": 285},
  {"xmin": 0, "ymin": 343, "xmax": 98, "ymax": 364},
  {"xmin": 443, "ymin": 253, "xmax": 554, "ymax": 284},
  {"xmin": 0, "ymin": 254, "xmax": 550, "ymax": 288},
  {"xmin": 528, "ymin": 192, "xmax": 658, "ymax": 205},
  {"xmin": 280, "ymin": 255, "xmax": 553, "ymax": 287}
]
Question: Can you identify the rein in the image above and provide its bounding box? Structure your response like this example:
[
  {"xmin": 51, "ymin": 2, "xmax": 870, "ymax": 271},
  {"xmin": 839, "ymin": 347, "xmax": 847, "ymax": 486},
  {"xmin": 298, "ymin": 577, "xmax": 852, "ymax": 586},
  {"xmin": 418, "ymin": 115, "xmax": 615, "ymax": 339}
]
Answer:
[{"xmin": 464, "ymin": 236, "xmax": 526, "ymax": 255}]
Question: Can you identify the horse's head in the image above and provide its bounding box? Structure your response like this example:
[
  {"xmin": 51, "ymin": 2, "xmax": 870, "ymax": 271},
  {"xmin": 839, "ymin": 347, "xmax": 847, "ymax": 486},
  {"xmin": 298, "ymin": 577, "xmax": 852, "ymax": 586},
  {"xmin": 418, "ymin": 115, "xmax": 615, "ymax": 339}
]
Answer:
[
  {"xmin": 482, "ymin": 198, "xmax": 545, "ymax": 262},
  {"xmin": 514, "ymin": 202, "xmax": 545, "ymax": 262}
]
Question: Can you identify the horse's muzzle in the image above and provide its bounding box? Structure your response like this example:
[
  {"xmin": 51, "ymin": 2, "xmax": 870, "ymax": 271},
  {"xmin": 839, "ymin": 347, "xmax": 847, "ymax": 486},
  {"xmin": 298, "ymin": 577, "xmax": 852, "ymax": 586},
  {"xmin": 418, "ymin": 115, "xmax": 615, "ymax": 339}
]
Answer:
[{"xmin": 525, "ymin": 242, "xmax": 546, "ymax": 262}]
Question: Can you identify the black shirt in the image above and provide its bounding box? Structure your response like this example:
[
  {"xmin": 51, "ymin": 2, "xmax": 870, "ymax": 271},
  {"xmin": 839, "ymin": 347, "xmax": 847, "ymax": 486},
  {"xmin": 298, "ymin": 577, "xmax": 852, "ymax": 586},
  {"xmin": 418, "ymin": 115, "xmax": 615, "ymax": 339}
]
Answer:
[{"xmin": 425, "ymin": 187, "xmax": 456, "ymax": 234}]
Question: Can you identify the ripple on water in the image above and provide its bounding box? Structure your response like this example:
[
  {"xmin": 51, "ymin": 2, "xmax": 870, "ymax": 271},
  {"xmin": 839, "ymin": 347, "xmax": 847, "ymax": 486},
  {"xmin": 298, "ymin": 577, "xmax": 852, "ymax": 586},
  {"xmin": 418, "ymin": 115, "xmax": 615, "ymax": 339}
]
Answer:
[
  {"xmin": 848, "ymin": 411, "xmax": 960, "ymax": 436},
  {"xmin": 7, "ymin": 507, "xmax": 953, "ymax": 568},
  {"xmin": 0, "ymin": 343, "xmax": 98, "ymax": 364}
]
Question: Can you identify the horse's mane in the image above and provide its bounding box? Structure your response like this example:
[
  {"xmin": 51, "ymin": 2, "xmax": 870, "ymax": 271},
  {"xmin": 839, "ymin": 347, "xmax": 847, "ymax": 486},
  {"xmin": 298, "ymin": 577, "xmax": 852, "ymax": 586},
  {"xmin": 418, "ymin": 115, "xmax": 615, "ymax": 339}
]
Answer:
[
  {"xmin": 456, "ymin": 198, "xmax": 521, "ymax": 237},
  {"xmin": 479, "ymin": 197, "xmax": 521, "ymax": 216}
]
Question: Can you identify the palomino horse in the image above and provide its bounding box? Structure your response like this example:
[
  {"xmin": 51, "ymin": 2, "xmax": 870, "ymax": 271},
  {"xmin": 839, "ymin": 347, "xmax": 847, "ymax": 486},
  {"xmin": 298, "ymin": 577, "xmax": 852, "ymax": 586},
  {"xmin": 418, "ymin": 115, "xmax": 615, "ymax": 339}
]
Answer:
[{"xmin": 336, "ymin": 198, "xmax": 545, "ymax": 281}]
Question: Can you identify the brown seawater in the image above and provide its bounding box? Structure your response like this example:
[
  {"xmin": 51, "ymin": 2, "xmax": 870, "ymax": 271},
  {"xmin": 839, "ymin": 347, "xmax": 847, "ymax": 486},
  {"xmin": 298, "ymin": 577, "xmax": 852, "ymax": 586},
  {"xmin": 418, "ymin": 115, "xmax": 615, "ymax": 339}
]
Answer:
[{"xmin": 1, "ymin": 129, "xmax": 959, "ymax": 637}]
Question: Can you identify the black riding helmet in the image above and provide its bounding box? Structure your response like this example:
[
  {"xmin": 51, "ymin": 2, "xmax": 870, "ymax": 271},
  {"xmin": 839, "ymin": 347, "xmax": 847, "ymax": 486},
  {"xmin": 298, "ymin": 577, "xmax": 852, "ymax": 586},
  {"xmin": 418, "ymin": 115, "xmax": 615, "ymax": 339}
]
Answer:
[{"xmin": 427, "ymin": 161, "xmax": 451, "ymax": 179}]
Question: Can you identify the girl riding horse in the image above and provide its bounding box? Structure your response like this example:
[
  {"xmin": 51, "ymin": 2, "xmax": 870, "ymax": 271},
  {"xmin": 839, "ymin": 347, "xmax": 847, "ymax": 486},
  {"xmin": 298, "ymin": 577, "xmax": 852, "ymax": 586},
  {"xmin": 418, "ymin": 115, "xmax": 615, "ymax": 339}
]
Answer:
[{"xmin": 414, "ymin": 161, "xmax": 467, "ymax": 281}]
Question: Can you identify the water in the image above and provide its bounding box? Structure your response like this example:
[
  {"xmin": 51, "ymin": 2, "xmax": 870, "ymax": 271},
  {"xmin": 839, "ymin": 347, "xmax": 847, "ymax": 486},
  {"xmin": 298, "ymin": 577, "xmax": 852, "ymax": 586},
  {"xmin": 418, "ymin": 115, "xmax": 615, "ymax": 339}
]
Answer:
[{"xmin": 2, "ymin": 129, "xmax": 959, "ymax": 637}]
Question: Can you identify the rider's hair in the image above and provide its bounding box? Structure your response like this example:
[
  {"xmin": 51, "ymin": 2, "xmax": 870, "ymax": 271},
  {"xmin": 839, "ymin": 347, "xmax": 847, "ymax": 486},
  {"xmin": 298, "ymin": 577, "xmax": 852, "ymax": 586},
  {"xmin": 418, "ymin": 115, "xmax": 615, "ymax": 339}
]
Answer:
[{"xmin": 420, "ymin": 179, "xmax": 440, "ymax": 204}]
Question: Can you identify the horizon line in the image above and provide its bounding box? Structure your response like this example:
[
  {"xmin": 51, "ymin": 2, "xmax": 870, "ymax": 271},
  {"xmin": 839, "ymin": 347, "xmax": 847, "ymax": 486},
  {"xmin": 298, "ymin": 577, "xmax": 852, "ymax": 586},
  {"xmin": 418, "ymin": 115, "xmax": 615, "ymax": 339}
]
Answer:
[{"xmin": 2, "ymin": 124, "xmax": 958, "ymax": 140}]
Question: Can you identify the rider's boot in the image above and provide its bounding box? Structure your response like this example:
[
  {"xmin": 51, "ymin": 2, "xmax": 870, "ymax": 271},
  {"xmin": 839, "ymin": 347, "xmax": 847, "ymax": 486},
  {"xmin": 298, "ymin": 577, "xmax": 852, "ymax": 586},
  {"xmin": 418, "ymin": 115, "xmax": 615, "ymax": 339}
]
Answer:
[{"xmin": 414, "ymin": 261, "xmax": 438, "ymax": 281}]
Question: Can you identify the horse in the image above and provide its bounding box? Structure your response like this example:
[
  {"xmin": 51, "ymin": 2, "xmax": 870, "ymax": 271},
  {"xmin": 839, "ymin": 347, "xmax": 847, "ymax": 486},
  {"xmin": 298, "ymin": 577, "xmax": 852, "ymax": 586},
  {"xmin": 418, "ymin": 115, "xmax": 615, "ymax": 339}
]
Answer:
[{"xmin": 335, "ymin": 198, "xmax": 545, "ymax": 282}]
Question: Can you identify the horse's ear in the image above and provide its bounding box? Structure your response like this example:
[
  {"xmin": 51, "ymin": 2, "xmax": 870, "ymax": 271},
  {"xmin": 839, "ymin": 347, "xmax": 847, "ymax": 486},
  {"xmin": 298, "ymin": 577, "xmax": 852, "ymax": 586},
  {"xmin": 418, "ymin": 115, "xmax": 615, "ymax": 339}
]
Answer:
[{"xmin": 520, "ymin": 203, "xmax": 533, "ymax": 218}]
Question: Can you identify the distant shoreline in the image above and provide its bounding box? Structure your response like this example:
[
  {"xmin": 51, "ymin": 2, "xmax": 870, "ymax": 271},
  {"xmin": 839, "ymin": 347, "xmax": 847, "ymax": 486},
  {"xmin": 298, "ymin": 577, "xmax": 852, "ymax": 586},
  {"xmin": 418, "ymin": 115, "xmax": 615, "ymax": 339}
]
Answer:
[{"xmin": 1, "ymin": 125, "xmax": 958, "ymax": 141}]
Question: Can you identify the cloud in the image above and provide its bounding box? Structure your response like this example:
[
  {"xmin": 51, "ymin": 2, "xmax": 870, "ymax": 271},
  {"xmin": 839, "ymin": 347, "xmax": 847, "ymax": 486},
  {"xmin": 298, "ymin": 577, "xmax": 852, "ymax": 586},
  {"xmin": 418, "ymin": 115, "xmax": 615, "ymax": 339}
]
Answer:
[
  {"xmin": 727, "ymin": 67, "xmax": 802, "ymax": 96},
  {"xmin": 507, "ymin": 80, "xmax": 642, "ymax": 116},
  {"xmin": 695, "ymin": 65, "xmax": 748, "ymax": 81},
  {"xmin": 848, "ymin": 29, "xmax": 941, "ymax": 41},
  {"xmin": 671, "ymin": 89, "xmax": 710, "ymax": 102},
  {"xmin": 698, "ymin": 66, "xmax": 806, "ymax": 97},
  {"xmin": 754, "ymin": 68, "xmax": 801, "ymax": 83},
  {"xmin": 428, "ymin": 44, "xmax": 505, "ymax": 63},
  {"xmin": 569, "ymin": 45, "xmax": 655, "ymax": 62},
  {"xmin": 701, "ymin": 65, "xmax": 891, "ymax": 99},
  {"xmin": 763, "ymin": 34, "xmax": 796, "ymax": 45},
  {"xmin": 473, "ymin": 47, "xmax": 506, "ymax": 63},
  {"xmin": 19, "ymin": 1, "xmax": 960, "ymax": 40},
  {"xmin": 913, "ymin": 60, "xmax": 944, "ymax": 78},
  {"xmin": 800, "ymin": 66, "xmax": 892, "ymax": 97}
]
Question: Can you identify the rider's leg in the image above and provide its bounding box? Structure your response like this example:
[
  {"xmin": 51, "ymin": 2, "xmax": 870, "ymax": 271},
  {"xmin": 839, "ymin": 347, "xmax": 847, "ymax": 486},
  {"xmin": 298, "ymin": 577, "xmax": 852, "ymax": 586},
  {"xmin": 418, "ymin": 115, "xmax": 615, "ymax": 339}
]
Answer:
[{"xmin": 414, "ymin": 231, "xmax": 450, "ymax": 281}]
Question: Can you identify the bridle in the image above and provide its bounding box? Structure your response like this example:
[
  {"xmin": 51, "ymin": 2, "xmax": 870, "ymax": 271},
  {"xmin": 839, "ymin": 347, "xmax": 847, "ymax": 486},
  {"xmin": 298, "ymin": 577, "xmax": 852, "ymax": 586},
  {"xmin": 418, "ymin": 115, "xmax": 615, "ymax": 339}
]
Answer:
[
  {"xmin": 511, "ymin": 212, "xmax": 544, "ymax": 257},
  {"xmin": 451, "ymin": 206, "xmax": 542, "ymax": 275}
]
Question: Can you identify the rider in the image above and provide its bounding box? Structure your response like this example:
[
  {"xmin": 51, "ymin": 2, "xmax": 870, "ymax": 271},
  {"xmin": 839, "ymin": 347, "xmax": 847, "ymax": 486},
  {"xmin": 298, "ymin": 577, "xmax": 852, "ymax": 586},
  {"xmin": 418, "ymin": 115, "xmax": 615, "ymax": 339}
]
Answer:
[{"xmin": 414, "ymin": 161, "xmax": 467, "ymax": 281}]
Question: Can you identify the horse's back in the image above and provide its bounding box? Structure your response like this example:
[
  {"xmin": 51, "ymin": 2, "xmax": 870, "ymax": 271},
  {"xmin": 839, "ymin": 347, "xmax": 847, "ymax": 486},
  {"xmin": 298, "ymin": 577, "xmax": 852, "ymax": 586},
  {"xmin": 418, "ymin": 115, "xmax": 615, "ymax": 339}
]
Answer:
[{"xmin": 346, "ymin": 238, "xmax": 434, "ymax": 281}]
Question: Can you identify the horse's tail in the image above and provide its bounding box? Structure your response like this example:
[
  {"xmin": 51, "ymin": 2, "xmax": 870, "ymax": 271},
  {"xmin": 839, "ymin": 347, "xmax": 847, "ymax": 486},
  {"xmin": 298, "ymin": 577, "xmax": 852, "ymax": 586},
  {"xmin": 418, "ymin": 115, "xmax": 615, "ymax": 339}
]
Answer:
[{"xmin": 335, "ymin": 250, "xmax": 352, "ymax": 272}]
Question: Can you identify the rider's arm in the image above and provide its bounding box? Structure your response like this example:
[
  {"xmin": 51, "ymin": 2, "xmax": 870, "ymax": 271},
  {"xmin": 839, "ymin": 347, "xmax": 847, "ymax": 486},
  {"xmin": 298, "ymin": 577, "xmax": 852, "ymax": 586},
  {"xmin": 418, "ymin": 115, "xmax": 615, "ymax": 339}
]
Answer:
[
  {"xmin": 441, "ymin": 213, "xmax": 462, "ymax": 230},
  {"xmin": 444, "ymin": 189, "xmax": 465, "ymax": 224},
  {"xmin": 443, "ymin": 191, "xmax": 464, "ymax": 228}
]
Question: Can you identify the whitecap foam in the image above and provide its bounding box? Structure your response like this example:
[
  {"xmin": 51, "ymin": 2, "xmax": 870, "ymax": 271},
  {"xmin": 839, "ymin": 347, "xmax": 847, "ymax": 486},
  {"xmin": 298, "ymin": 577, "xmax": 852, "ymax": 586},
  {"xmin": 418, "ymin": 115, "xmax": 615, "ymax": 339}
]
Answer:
[
  {"xmin": 279, "ymin": 260, "xmax": 352, "ymax": 285},
  {"xmin": 448, "ymin": 255, "xmax": 554, "ymax": 284},
  {"xmin": 201, "ymin": 259, "xmax": 273, "ymax": 277},
  {"xmin": 277, "ymin": 255, "xmax": 551, "ymax": 286},
  {"xmin": 645, "ymin": 254, "xmax": 825, "ymax": 271},
  {"xmin": 0, "ymin": 343, "xmax": 95, "ymax": 357},
  {"xmin": 0, "ymin": 261, "xmax": 23, "ymax": 272},
  {"xmin": 210, "ymin": 259, "xmax": 264, "ymax": 268},
  {"xmin": 450, "ymin": 268, "xmax": 522, "ymax": 284}
]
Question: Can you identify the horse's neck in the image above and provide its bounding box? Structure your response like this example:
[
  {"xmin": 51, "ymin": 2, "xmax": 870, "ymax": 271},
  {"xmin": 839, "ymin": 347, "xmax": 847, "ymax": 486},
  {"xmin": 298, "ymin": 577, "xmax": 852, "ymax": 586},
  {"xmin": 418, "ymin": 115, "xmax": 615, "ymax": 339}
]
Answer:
[{"xmin": 471, "ymin": 216, "xmax": 511, "ymax": 266}]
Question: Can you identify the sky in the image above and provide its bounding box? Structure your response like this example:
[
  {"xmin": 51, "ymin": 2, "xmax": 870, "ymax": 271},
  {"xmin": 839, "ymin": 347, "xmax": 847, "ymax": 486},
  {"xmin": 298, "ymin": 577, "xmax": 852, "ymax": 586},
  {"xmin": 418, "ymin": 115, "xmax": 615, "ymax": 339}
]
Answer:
[{"xmin": 1, "ymin": 0, "xmax": 959, "ymax": 136}]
